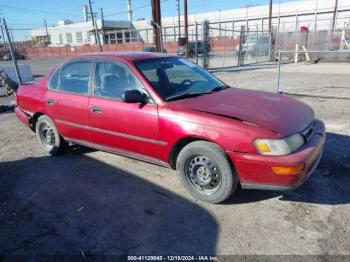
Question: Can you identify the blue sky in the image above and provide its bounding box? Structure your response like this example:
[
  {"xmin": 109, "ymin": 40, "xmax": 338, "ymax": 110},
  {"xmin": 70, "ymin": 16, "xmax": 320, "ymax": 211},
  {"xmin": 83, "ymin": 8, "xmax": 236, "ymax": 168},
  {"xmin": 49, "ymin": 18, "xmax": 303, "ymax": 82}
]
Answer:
[{"xmin": 1, "ymin": 0, "xmax": 283, "ymax": 40}]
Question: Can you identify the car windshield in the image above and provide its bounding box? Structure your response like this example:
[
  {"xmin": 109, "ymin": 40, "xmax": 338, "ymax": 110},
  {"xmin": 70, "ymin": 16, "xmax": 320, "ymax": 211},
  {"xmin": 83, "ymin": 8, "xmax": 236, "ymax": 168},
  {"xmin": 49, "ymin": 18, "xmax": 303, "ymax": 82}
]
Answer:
[{"xmin": 134, "ymin": 57, "xmax": 227, "ymax": 101}]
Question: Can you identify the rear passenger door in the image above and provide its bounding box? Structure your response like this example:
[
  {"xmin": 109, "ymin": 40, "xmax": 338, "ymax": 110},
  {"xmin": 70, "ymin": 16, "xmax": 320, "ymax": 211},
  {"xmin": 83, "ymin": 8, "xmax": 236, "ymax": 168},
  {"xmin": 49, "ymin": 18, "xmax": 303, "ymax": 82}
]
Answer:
[
  {"xmin": 45, "ymin": 59, "xmax": 94, "ymax": 142},
  {"xmin": 88, "ymin": 59, "xmax": 162, "ymax": 161}
]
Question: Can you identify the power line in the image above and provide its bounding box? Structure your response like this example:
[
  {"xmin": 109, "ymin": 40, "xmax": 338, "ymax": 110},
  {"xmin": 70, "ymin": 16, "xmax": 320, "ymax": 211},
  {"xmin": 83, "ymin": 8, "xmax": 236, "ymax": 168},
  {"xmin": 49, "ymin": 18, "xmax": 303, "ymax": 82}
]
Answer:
[
  {"xmin": 0, "ymin": 4, "xmax": 79, "ymax": 16},
  {"xmin": 104, "ymin": 0, "xmax": 171, "ymax": 18}
]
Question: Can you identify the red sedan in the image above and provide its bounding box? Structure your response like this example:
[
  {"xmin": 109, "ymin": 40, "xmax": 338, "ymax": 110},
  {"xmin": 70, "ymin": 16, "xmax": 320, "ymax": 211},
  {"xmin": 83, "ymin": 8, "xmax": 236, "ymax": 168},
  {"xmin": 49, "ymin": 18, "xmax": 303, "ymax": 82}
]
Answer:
[{"xmin": 15, "ymin": 52, "xmax": 325, "ymax": 203}]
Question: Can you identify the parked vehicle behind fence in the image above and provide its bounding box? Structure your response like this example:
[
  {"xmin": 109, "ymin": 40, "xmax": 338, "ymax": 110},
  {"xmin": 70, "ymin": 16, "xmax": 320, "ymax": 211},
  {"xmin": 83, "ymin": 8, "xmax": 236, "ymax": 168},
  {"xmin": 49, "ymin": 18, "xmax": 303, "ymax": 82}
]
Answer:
[
  {"xmin": 143, "ymin": 46, "xmax": 167, "ymax": 53},
  {"xmin": 177, "ymin": 42, "xmax": 211, "ymax": 57},
  {"xmin": 236, "ymin": 35, "xmax": 270, "ymax": 57},
  {"xmin": 3, "ymin": 51, "xmax": 26, "ymax": 61}
]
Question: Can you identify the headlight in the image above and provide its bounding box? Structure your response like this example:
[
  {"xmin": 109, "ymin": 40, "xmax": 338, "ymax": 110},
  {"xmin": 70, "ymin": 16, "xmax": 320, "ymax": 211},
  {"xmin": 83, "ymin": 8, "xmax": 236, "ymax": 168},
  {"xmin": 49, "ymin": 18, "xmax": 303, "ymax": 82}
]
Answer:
[{"xmin": 254, "ymin": 133, "xmax": 305, "ymax": 155}]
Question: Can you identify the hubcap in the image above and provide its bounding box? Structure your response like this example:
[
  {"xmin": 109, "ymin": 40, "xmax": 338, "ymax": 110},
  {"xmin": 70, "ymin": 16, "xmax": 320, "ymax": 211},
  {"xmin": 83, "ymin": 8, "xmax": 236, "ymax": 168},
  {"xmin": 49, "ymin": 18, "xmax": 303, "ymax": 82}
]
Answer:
[
  {"xmin": 39, "ymin": 122, "xmax": 55, "ymax": 146},
  {"xmin": 186, "ymin": 155, "xmax": 221, "ymax": 194}
]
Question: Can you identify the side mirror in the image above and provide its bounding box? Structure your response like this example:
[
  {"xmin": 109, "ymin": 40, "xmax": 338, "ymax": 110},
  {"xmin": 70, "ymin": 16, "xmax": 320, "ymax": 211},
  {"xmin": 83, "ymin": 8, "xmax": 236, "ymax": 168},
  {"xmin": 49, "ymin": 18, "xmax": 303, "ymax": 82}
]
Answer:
[{"xmin": 122, "ymin": 89, "xmax": 147, "ymax": 104}]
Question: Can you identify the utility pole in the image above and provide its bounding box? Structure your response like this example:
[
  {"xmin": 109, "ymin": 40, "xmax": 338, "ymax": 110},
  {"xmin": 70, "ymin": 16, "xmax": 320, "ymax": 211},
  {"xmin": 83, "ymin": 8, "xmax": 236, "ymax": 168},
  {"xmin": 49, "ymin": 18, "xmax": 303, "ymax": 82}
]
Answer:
[
  {"xmin": 127, "ymin": 0, "xmax": 133, "ymax": 22},
  {"xmin": 100, "ymin": 8, "xmax": 105, "ymax": 45},
  {"xmin": 1, "ymin": 18, "xmax": 22, "ymax": 84},
  {"xmin": 268, "ymin": 0, "xmax": 273, "ymax": 33},
  {"xmin": 184, "ymin": 0, "xmax": 189, "ymax": 58},
  {"xmin": 314, "ymin": 0, "xmax": 319, "ymax": 31},
  {"xmin": 44, "ymin": 19, "xmax": 50, "ymax": 47},
  {"xmin": 177, "ymin": 0, "xmax": 181, "ymax": 39},
  {"xmin": 0, "ymin": 23, "xmax": 6, "ymax": 48},
  {"xmin": 331, "ymin": 0, "xmax": 338, "ymax": 33},
  {"xmin": 151, "ymin": 0, "xmax": 162, "ymax": 52},
  {"xmin": 88, "ymin": 0, "xmax": 102, "ymax": 52}
]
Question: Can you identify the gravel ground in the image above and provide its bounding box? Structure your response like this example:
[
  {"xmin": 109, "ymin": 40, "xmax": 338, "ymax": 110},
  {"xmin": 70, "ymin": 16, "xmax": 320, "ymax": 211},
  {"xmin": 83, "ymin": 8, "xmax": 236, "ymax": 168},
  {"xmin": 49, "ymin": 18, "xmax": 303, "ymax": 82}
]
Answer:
[{"xmin": 0, "ymin": 58, "xmax": 349, "ymax": 257}]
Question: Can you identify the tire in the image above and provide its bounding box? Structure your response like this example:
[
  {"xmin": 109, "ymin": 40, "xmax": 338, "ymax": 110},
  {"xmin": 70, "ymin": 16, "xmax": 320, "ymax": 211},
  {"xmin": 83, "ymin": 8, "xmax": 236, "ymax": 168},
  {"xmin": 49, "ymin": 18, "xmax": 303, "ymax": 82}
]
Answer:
[
  {"xmin": 35, "ymin": 115, "xmax": 68, "ymax": 155},
  {"xmin": 176, "ymin": 141, "xmax": 238, "ymax": 203}
]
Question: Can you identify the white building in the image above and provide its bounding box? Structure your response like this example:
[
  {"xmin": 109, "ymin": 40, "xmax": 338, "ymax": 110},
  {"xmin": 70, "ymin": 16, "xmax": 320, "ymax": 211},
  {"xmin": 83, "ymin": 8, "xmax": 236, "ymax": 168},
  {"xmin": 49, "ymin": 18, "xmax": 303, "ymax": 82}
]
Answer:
[{"xmin": 31, "ymin": 19, "xmax": 134, "ymax": 47}]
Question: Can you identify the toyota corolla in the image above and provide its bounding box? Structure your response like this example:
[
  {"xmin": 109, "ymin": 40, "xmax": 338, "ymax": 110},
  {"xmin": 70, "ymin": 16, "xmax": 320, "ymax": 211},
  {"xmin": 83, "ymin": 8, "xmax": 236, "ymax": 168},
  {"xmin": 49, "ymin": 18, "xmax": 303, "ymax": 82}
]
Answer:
[{"xmin": 15, "ymin": 52, "xmax": 325, "ymax": 203}]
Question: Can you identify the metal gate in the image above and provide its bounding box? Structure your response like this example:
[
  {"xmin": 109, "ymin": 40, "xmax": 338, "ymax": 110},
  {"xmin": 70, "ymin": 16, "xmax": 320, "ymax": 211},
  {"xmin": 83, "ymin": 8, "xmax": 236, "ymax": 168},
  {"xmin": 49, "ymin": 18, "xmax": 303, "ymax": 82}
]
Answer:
[{"xmin": 204, "ymin": 22, "xmax": 276, "ymax": 70}]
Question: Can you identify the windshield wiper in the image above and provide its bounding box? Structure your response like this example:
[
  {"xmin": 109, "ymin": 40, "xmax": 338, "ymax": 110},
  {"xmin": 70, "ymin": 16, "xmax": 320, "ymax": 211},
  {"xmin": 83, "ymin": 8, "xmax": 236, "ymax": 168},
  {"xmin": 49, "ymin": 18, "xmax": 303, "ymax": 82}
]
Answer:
[
  {"xmin": 166, "ymin": 86, "xmax": 229, "ymax": 101},
  {"xmin": 205, "ymin": 85, "xmax": 229, "ymax": 93},
  {"xmin": 166, "ymin": 91, "xmax": 206, "ymax": 101}
]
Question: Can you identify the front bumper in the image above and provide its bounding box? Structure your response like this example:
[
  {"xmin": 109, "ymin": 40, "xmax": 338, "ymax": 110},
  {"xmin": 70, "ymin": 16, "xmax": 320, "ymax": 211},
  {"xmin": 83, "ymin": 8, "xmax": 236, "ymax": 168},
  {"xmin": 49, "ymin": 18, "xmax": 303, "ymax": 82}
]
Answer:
[{"xmin": 228, "ymin": 119, "xmax": 326, "ymax": 190}]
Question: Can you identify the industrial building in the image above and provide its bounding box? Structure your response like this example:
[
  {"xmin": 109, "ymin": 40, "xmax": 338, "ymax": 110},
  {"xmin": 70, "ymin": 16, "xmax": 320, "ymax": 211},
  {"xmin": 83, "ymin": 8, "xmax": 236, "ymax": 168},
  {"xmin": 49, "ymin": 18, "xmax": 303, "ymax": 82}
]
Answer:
[{"xmin": 30, "ymin": 19, "xmax": 135, "ymax": 47}]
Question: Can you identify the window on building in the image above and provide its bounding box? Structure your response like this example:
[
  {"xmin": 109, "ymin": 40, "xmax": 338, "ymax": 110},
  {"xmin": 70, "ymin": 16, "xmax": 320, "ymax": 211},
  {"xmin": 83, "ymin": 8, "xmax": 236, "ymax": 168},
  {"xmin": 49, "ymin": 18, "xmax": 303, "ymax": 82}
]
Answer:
[
  {"xmin": 110, "ymin": 33, "xmax": 116, "ymax": 44},
  {"xmin": 76, "ymin": 32, "xmax": 83, "ymax": 43},
  {"xmin": 66, "ymin": 33, "xmax": 73, "ymax": 45},
  {"xmin": 124, "ymin": 31, "xmax": 130, "ymax": 43},
  {"xmin": 87, "ymin": 33, "xmax": 92, "ymax": 43},
  {"xmin": 117, "ymin": 32, "xmax": 123, "ymax": 44},
  {"xmin": 59, "ymin": 34, "xmax": 63, "ymax": 44}
]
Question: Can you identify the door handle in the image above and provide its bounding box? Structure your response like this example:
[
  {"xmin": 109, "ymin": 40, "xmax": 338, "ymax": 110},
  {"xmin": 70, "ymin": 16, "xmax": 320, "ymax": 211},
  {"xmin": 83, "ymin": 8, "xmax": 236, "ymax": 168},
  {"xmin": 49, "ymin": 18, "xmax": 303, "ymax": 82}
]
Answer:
[
  {"xmin": 47, "ymin": 99, "xmax": 55, "ymax": 105},
  {"xmin": 90, "ymin": 107, "xmax": 102, "ymax": 113}
]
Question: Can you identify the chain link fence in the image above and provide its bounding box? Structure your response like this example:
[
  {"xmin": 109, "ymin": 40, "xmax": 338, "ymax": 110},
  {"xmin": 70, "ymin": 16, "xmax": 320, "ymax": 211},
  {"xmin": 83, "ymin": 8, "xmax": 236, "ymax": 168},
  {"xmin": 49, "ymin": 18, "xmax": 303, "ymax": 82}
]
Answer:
[{"xmin": 2, "ymin": 20, "xmax": 350, "ymax": 71}]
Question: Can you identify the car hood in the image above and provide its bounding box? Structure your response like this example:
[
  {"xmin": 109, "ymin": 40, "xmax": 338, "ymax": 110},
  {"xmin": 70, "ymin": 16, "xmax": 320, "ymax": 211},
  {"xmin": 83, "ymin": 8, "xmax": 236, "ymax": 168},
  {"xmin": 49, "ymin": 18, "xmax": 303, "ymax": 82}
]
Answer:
[{"xmin": 171, "ymin": 88, "xmax": 314, "ymax": 136}]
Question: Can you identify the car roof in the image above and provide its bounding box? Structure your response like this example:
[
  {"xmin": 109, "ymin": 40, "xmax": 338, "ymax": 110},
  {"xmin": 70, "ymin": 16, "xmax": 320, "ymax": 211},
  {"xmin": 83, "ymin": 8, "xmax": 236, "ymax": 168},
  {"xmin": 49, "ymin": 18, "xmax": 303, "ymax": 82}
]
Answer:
[{"xmin": 75, "ymin": 51, "xmax": 173, "ymax": 62}]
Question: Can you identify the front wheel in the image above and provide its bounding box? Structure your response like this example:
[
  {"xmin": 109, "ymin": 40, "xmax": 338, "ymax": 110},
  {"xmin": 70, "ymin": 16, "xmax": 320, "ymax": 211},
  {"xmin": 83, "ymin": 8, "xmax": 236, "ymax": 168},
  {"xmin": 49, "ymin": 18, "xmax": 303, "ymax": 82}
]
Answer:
[
  {"xmin": 176, "ymin": 141, "xmax": 238, "ymax": 203},
  {"xmin": 35, "ymin": 115, "xmax": 68, "ymax": 155}
]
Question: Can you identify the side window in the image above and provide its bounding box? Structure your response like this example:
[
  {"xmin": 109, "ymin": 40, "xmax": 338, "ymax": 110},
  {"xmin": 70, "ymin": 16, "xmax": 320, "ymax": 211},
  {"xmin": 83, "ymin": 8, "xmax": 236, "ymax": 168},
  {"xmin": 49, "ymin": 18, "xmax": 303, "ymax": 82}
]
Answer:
[
  {"xmin": 58, "ymin": 60, "xmax": 93, "ymax": 94},
  {"xmin": 48, "ymin": 69, "xmax": 60, "ymax": 90},
  {"xmin": 142, "ymin": 68, "xmax": 158, "ymax": 83},
  {"xmin": 94, "ymin": 61, "xmax": 144, "ymax": 100}
]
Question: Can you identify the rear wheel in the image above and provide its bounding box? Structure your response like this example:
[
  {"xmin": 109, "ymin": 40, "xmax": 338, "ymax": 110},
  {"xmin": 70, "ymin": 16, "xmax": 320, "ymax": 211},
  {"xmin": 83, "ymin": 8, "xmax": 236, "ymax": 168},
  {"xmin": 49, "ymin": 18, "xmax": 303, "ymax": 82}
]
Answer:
[
  {"xmin": 176, "ymin": 141, "xmax": 238, "ymax": 203},
  {"xmin": 35, "ymin": 115, "xmax": 68, "ymax": 155}
]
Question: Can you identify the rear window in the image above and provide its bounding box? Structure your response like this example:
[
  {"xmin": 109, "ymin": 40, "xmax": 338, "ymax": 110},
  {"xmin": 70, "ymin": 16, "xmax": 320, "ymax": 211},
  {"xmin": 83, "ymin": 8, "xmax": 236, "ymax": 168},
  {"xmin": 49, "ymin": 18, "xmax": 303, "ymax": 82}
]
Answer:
[
  {"xmin": 48, "ymin": 60, "xmax": 93, "ymax": 94},
  {"xmin": 48, "ymin": 69, "xmax": 60, "ymax": 90}
]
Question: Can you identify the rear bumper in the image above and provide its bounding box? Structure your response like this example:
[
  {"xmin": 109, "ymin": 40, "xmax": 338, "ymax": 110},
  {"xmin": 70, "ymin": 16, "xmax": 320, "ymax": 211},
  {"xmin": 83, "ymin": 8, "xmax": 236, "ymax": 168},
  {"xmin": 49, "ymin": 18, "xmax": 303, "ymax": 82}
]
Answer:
[
  {"xmin": 15, "ymin": 107, "xmax": 31, "ymax": 128},
  {"xmin": 228, "ymin": 119, "xmax": 326, "ymax": 190}
]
